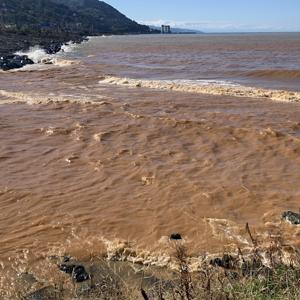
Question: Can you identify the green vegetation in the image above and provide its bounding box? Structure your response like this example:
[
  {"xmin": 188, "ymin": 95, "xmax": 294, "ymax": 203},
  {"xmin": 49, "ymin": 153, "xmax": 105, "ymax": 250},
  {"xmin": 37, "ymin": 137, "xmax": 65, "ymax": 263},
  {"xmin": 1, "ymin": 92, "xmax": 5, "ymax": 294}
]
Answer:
[
  {"xmin": 0, "ymin": 0, "xmax": 151, "ymax": 57},
  {"xmin": 0, "ymin": 0, "xmax": 150, "ymax": 35},
  {"xmin": 231, "ymin": 265, "xmax": 300, "ymax": 300},
  {"xmin": 7, "ymin": 232, "xmax": 300, "ymax": 300}
]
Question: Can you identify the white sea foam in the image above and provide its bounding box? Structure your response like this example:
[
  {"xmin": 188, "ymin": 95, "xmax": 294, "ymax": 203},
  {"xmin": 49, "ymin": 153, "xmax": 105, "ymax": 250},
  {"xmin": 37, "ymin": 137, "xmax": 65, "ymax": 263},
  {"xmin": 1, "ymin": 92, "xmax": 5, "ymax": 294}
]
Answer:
[
  {"xmin": 100, "ymin": 76, "xmax": 300, "ymax": 103},
  {"xmin": 163, "ymin": 79, "xmax": 241, "ymax": 88},
  {"xmin": 14, "ymin": 41, "xmax": 81, "ymax": 69},
  {"xmin": 15, "ymin": 46, "xmax": 51, "ymax": 64},
  {"xmin": 60, "ymin": 41, "xmax": 81, "ymax": 53}
]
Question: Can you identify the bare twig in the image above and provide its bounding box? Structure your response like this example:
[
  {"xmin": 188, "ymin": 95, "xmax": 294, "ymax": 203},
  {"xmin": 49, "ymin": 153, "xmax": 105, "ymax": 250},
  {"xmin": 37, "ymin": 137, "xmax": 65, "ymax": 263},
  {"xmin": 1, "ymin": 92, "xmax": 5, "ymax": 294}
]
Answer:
[{"xmin": 246, "ymin": 223, "xmax": 257, "ymax": 246}]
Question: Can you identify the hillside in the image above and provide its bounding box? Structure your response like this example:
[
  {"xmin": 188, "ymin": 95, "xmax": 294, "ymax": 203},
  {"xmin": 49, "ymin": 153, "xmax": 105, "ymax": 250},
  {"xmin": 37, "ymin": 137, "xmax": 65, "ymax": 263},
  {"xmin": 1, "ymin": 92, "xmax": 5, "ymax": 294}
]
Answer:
[
  {"xmin": 51, "ymin": 0, "xmax": 149, "ymax": 34},
  {"xmin": 0, "ymin": 0, "xmax": 151, "ymax": 69},
  {"xmin": 0, "ymin": 0, "xmax": 150, "ymax": 34}
]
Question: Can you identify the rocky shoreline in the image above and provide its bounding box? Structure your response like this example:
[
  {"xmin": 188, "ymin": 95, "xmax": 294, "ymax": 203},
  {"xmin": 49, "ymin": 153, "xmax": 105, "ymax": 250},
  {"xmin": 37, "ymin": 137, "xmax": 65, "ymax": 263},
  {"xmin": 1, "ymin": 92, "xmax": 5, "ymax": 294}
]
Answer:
[
  {"xmin": 14, "ymin": 212, "xmax": 300, "ymax": 299},
  {"xmin": 0, "ymin": 31, "xmax": 87, "ymax": 71}
]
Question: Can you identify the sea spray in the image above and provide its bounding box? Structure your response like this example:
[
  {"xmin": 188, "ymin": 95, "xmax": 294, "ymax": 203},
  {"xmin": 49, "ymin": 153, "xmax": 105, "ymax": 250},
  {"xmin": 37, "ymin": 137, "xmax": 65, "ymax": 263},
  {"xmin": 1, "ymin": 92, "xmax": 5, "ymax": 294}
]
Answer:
[
  {"xmin": 15, "ymin": 46, "xmax": 51, "ymax": 64},
  {"xmin": 15, "ymin": 43, "xmax": 79, "ymax": 67}
]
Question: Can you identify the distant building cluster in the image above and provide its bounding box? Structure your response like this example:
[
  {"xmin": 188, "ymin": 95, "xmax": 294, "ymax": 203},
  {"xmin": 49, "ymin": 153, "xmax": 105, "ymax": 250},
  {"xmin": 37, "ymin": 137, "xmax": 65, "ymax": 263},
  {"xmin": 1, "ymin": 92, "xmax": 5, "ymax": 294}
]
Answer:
[{"xmin": 161, "ymin": 25, "xmax": 171, "ymax": 34}]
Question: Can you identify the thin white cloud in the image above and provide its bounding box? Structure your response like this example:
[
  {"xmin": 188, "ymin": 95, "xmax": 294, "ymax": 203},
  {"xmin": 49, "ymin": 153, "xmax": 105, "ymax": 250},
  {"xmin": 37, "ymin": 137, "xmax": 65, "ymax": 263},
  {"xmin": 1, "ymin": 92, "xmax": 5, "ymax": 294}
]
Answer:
[{"xmin": 139, "ymin": 20, "xmax": 300, "ymax": 32}]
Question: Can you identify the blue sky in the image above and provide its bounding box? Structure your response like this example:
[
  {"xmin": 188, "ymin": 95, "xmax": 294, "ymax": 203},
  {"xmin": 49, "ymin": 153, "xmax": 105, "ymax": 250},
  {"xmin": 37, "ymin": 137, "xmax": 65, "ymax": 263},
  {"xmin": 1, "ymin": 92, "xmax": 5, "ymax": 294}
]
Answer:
[{"xmin": 104, "ymin": 0, "xmax": 300, "ymax": 32}]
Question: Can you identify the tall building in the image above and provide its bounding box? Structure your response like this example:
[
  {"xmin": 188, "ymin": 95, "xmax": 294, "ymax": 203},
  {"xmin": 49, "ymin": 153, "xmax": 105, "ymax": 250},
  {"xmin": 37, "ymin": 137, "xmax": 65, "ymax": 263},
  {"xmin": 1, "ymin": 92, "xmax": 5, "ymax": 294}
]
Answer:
[{"xmin": 161, "ymin": 25, "xmax": 171, "ymax": 34}]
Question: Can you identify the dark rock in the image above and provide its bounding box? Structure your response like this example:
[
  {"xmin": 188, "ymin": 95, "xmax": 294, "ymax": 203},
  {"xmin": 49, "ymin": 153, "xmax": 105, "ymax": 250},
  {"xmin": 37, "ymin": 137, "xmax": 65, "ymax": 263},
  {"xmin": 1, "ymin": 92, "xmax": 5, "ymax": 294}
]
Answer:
[
  {"xmin": 210, "ymin": 254, "xmax": 235, "ymax": 269},
  {"xmin": 0, "ymin": 54, "xmax": 34, "ymax": 71},
  {"xmin": 58, "ymin": 263, "xmax": 75, "ymax": 274},
  {"xmin": 48, "ymin": 254, "xmax": 72, "ymax": 264},
  {"xmin": 45, "ymin": 42, "xmax": 61, "ymax": 54},
  {"xmin": 58, "ymin": 263, "xmax": 90, "ymax": 282},
  {"xmin": 169, "ymin": 233, "xmax": 182, "ymax": 240},
  {"xmin": 210, "ymin": 257, "xmax": 224, "ymax": 267},
  {"xmin": 282, "ymin": 211, "xmax": 300, "ymax": 225},
  {"xmin": 63, "ymin": 255, "xmax": 71, "ymax": 262},
  {"xmin": 72, "ymin": 265, "xmax": 90, "ymax": 282}
]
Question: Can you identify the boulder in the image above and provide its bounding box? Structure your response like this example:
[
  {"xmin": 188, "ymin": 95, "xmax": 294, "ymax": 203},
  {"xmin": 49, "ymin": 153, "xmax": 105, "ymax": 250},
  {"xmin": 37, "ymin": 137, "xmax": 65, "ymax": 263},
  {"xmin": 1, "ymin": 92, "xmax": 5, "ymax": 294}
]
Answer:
[
  {"xmin": 72, "ymin": 265, "xmax": 90, "ymax": 282},
  {"xmin": 58, "ymin": 263, "xmax": 76, "ymax": 274},
  {"xmin": 0, "ymin": 54, "xmax": 34, "ymax": 71},
  {"xmin": 45, "ymin": 42, "xmax": 61, "ymax": 54},
  {"xmin": 58, "ymin": 263, "xmax": 90, "ymax": 282},
  {"xmin": 282, "ymin": 211, "xmax": 300, "ymax": 225},
  {"xmin": 210, "ymin": 254, "xmax": 235, "ymax": 269},
  {"xmin": 169, "ymin": 233, "xmax": 182, "ymax": 240}
]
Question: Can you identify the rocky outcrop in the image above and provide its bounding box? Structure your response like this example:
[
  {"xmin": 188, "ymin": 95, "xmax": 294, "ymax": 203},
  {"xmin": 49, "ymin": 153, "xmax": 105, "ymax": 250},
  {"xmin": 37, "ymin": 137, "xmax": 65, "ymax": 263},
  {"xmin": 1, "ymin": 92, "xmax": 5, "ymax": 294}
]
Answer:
[
  {"xmin": 210, "ymin": 254, "xmax": 235, "ymax": 269},
  {"xmin": 0, "ymin": 54, "xmax": 34, "ymax": 71},
  {"xmin": 169, "ymin": 233, "xmax": 182, "ymax": 240},
  {"xmin": 58, "ymin": 263, "xmax": 90, "ymax": 282},
  {"xmin": 282, "ymin": 211, "xmax": 300, "ymax": 225},
  {"xmin": 0, "ymin": 35, "xmax": 87, "ymax": 71},
  {"xmin": 0, "ymin": 0, "xmax": 149, "ymax": 71}
]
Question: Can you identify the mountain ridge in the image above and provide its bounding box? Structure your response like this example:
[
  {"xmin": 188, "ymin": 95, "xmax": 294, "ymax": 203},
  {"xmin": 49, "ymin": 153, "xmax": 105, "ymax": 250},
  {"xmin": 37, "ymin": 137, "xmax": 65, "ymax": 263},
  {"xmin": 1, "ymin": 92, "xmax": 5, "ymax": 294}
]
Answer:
[
  {"xmin": 0, "ymin": 0, "xmax": 151, "ymax": 69},
  {"xmin": 0, "ymin": 0, "xmax": 150, "ymax": 34}
]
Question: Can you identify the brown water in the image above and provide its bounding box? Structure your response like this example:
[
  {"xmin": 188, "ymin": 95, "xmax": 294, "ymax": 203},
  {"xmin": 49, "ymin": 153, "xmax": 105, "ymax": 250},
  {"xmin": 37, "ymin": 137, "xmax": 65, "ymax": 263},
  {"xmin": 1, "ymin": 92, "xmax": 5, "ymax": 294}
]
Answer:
[{"xmin": 0, "ymin": 33, "xmax": 300, "ymax": 296}]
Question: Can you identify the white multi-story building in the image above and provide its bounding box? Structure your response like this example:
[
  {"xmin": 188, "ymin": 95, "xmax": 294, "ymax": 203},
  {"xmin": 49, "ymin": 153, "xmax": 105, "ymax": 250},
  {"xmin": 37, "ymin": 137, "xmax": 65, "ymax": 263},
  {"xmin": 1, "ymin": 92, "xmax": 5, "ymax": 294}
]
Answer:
[{"xmin": 161, "ymin": 25, "xmax": 171, "ymax": 34}]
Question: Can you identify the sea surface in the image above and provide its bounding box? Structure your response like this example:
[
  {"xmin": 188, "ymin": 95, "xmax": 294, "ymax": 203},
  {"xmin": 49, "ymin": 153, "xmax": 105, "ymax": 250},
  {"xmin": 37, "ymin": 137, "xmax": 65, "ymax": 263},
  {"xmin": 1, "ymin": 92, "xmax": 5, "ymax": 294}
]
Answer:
[{"xmin": 0, "ymin": 33, "xmax": 300, "ymax": 296}]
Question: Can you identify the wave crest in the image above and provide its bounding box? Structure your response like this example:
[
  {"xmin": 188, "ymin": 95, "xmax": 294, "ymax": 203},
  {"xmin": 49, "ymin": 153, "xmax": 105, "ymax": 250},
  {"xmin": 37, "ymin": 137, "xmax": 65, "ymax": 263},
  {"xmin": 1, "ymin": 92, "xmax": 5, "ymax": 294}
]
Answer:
[
  {"xmin": 100, "ymin": 76, "xmax": 300, "ymax": 103},
  {"xmin": 15, "ymin": 44, "xmax": 77, "ymax": 68},
  {"xmin": 15, "ymin": 46, "xmax": 51, "ymax": 64}
]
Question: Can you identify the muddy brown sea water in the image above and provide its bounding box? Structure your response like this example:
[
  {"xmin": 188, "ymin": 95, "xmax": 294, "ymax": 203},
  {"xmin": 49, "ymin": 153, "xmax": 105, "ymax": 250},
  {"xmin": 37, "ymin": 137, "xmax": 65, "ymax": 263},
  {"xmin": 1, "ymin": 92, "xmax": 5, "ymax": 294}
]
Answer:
[{"xmin": 0, "ymin": 34, "xmax": 300, "ymax": 296}]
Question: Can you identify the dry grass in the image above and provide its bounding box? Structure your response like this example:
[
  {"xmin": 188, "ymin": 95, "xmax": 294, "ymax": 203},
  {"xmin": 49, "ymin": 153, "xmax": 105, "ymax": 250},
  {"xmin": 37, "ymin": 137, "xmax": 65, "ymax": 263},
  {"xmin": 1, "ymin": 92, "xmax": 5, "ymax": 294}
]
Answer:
[
  {"xmin": 140, "ymin": 224, "xmax": 300, "ymax": 300},
  {"xmin": 16, "ymin": 224, "xmax": 300, "ymax": 299}
]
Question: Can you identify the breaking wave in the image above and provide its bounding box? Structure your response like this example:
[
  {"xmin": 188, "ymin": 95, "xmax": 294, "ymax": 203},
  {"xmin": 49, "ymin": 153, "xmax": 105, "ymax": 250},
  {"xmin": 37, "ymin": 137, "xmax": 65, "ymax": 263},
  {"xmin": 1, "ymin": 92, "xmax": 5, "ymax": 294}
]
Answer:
[
  {"xmin": 14, "ymin": 43, "xmax": 78, "ymax": 68},
  {"xmin": 100, "ymin": 76, "xmax": 300, "ymax": 102},
  {"xmin": 15, "ymin": 46, "xmax": 51, "ymax": 64}
]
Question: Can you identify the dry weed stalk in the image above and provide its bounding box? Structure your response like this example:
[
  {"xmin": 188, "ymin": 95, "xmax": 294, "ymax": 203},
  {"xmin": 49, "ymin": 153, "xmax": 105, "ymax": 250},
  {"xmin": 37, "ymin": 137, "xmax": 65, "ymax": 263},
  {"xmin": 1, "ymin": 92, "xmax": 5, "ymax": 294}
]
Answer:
[{"xmin": 174, "ymin": 244, "xmax": 194, "ymax": 300}]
